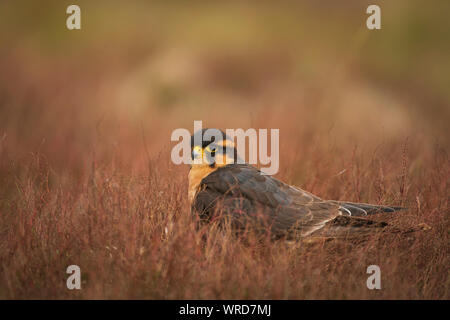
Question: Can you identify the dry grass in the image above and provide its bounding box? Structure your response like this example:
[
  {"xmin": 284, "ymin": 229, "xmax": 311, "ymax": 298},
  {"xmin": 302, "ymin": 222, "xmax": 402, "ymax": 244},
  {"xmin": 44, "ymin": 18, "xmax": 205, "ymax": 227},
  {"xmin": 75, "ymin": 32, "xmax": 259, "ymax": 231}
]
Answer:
[{"xmin": 0, "ymin": 1, "xmax": 449, "ymax": 299}]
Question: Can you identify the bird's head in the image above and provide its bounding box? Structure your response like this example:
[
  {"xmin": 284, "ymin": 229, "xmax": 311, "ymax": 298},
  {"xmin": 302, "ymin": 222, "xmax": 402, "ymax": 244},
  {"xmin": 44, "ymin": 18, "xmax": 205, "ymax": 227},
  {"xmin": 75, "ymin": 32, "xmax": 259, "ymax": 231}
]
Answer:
[{"xmin": 190, "ymin": 128, "xmax": 239, "ymax": 169}]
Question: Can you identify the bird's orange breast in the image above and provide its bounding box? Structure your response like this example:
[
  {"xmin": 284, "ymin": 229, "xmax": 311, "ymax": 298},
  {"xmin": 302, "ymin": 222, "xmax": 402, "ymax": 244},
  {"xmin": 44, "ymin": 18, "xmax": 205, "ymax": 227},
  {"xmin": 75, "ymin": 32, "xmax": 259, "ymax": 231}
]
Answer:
[{"xmin": 188, "ymin": 165, "xmax": 218, "ymax": 204}]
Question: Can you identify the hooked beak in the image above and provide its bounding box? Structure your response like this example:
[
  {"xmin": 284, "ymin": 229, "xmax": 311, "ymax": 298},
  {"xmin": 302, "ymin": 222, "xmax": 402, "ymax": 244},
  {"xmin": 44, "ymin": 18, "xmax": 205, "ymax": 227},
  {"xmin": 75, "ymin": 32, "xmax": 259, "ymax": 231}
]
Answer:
[{"xmin": 191, "ymin": 146, "xmax": 203, "ymax": 163}]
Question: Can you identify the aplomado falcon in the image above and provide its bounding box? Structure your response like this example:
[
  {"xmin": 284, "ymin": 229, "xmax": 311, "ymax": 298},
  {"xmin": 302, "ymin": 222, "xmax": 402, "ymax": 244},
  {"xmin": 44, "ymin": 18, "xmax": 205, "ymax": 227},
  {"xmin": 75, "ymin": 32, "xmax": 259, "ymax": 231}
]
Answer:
[{"xmin": 189, "ymin": 129, "xmax": 404, "ymax": 239}]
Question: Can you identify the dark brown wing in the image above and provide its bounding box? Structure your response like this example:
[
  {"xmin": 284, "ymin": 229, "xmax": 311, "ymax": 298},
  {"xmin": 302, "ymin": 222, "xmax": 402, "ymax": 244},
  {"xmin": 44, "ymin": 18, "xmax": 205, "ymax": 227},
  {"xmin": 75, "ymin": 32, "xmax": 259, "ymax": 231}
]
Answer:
[{"xmin": 193, "ymin": 164, "xmax": 343, "ymax": 237}]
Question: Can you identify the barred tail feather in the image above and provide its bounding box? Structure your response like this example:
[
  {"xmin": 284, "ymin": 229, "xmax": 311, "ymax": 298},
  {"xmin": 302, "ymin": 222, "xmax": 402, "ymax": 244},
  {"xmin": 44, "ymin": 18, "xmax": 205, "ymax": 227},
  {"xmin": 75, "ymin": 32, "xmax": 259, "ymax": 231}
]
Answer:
[{"xmin": 337, "ymin": 201, "xmax": 405, "ymax": 216}]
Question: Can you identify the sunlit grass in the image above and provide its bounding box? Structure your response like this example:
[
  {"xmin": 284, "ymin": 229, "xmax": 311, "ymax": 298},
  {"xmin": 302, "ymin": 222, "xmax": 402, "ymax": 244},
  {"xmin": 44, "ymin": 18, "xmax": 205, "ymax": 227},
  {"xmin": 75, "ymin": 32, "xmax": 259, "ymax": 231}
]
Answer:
[{"xmin": 0, "ymin": 0, "xmax": 448, "ymax": 299}]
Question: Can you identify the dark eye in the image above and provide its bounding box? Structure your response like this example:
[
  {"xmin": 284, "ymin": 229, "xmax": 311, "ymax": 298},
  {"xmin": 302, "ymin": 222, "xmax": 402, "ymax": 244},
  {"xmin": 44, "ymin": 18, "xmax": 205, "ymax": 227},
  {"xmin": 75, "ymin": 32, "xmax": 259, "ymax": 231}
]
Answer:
[{"xmin": 206, "ymin": 145, "xmax": 217, "ymax": 156}]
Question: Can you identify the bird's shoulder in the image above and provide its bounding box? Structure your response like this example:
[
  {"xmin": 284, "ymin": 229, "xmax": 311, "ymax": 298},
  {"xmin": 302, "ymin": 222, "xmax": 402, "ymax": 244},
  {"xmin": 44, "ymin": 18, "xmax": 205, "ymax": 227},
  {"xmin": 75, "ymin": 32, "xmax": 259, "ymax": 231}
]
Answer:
[{"xmin": 199, "ymin": 164, "xmax": 323, "ymax": 207}]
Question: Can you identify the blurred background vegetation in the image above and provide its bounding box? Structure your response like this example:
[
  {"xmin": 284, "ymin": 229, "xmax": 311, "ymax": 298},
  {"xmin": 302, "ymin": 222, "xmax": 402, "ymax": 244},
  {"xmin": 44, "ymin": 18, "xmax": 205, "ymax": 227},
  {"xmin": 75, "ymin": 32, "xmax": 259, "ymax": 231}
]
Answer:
[
  {"xmin": 0, "ymin": 0, "xmax": 449, "ymax": 300},
  {"xmin": 0, "ymin": 0, "xmax": 449, "ymax": 182}
]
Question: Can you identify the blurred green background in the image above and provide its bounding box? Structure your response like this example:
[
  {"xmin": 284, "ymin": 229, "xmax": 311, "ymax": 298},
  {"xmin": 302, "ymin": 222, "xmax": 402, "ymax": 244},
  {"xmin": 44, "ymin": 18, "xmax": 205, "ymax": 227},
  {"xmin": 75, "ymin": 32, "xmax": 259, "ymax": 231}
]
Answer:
[{"xmin": 0, "ymin": 0, "xmax": 449, "ymax": 176}]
